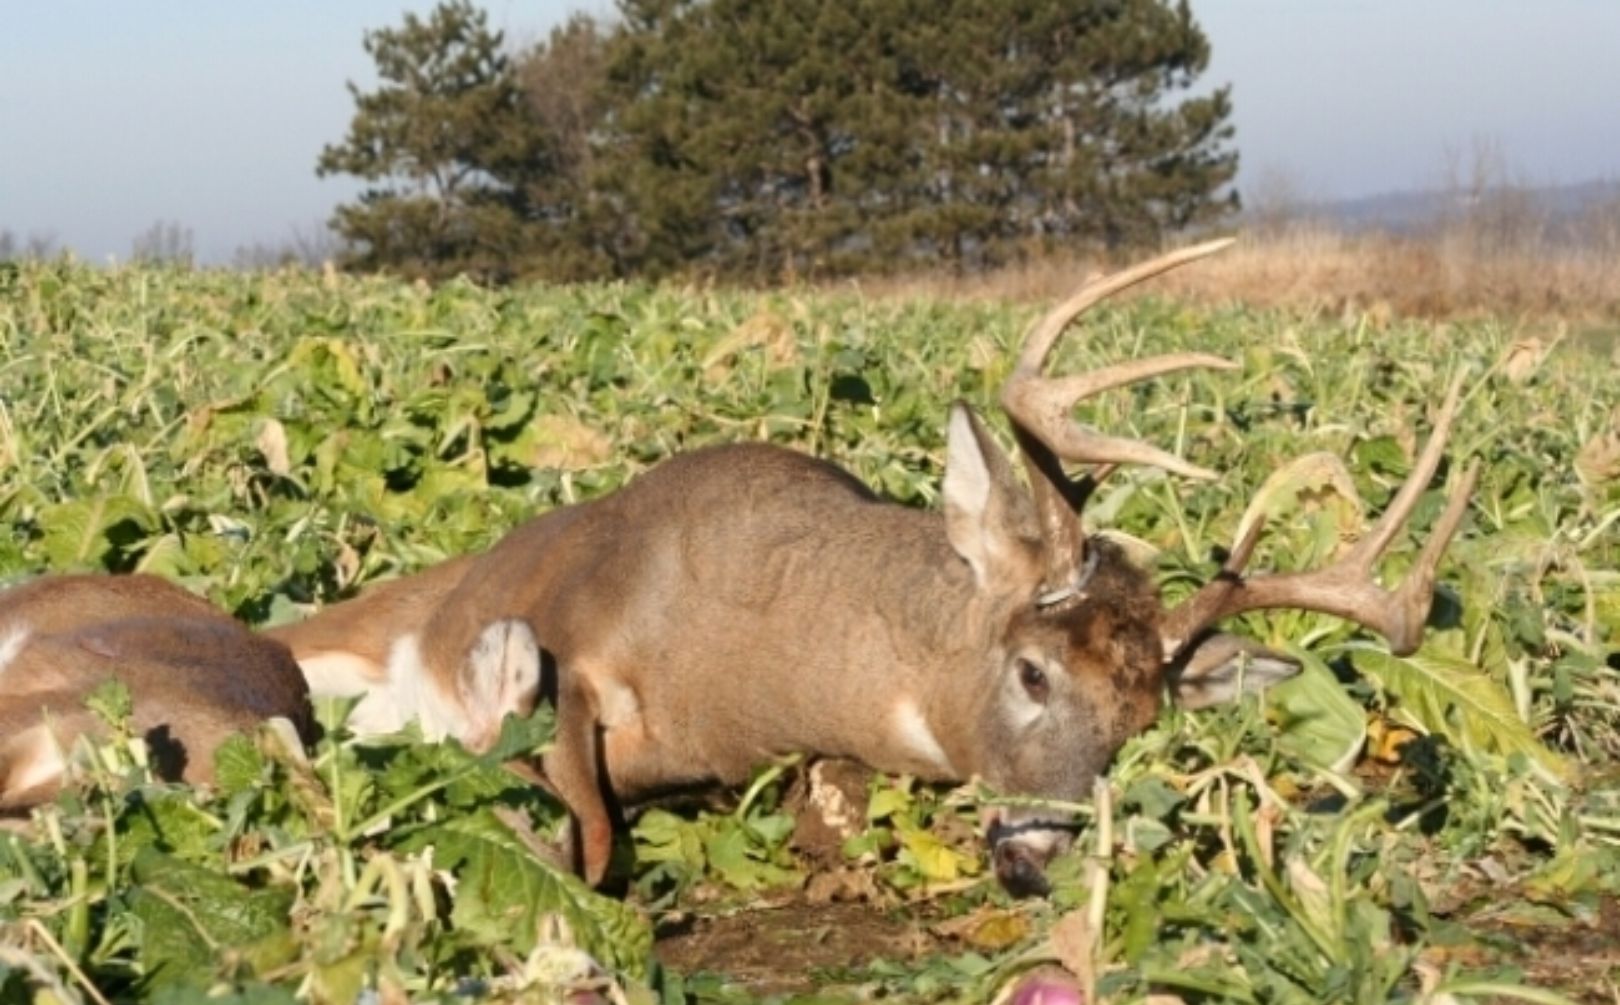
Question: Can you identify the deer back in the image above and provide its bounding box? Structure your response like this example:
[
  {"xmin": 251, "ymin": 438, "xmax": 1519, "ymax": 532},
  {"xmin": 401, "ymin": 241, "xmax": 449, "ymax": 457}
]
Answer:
[{"xmin": 417, "ymin": 444, "xmax": 1018, "ymax": 788}]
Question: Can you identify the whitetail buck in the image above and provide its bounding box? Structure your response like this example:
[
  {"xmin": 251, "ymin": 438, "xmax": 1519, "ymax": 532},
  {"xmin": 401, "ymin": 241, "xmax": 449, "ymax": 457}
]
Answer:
[
  {"xmin": 272, "ymin": 239, "xmax": 1478, "ymax": 894},
  {"xmin": 0, "ymin": 574, "xmax": 315, "ymax": 810}
]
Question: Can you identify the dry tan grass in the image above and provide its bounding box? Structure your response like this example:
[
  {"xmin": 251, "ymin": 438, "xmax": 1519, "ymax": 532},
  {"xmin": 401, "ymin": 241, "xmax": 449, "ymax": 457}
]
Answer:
[{"xmin": 842, "ymin": 224, "xmax": 1620, "ymax": 324}]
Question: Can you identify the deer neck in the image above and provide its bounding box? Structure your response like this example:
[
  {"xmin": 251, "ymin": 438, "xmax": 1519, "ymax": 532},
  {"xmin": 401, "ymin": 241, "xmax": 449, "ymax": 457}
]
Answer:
[{"xmin": 869, "ymin": 551, "xmax": 1019, "ymax": 783}]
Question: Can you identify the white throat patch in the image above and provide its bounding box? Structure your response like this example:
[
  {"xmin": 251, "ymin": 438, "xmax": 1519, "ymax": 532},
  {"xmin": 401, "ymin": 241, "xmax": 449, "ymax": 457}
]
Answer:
[
  {"xmin": 891, "ymin": 698, "xmax": 955, "ymax": 776},
  {"xmin": 298, "ymin": 634, "xmax": 468, "ymax": 743}
]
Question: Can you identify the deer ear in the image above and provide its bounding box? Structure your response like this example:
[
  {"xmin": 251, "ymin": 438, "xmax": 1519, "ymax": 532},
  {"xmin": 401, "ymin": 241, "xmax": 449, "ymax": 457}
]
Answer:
[
  {"xmin": 944, "ymin": 404, "xmax": 1035, "ymax": 586},
  {"xmin": 1166, "ymin": 632, "xmax": 1300, "ymax": 710}
]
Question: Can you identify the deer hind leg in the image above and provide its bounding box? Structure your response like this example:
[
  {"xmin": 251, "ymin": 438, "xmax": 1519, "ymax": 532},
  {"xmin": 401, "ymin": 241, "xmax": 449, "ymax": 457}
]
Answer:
[
  {"xmin": 542, "ymin": 669, "xmax": 613, "ymax": 886},
  {"xmin": 460, "ymin": 621, "xmax": 613, "ymax": 885}
]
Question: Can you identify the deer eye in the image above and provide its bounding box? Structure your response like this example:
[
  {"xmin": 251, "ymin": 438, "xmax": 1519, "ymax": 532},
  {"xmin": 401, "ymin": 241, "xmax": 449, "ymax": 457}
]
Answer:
[{"xmin": 1016, "ymin": 658, "xmax": 1049, "ymax": 702}]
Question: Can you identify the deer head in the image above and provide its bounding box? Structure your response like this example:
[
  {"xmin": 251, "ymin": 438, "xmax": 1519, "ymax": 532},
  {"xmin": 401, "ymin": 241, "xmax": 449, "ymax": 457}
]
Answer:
[{"xmin": 937, "ymin": 240, "xmax": 1477, "ymax": 893}]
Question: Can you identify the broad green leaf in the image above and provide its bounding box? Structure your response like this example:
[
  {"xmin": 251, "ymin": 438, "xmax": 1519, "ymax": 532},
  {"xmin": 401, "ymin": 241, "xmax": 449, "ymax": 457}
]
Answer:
[
  {"xmin": 85, "ymin": 678, "xmax": 135, "ymax": 727},
  {"xmin": 1123, "ymin": 777, "xmax": 1186, "ymax": 820},
  {"xmin": 702, "ymin": 822, "xmax": 800, "ymax": 891},
  {"xmin": 115, "ymin": 791, "xmax": 224, "ymax": 866},
  {"xmin": 212, "ymin": 734, "xmax": 266, "ymax": 797},
  {"xmin": 632, "ymin": 808, "xmax": 705, "ymax": 871},
  {"xmin": 149, "ymin": 983, "xmax": 300, "ymax": 1005},
  {"xmin": 135, "ymin": 532, "xmax": 190, "ymax": 577},
  {"xmin": 401, "ymin": 806, "xmax": 651, "ymax": 978},
  {"xmin": 484, "ymin": 388, "xmax": 536, "ymax": 433},
  {"xmin": 288, "ymin": 337, "xmax": 368, "ymax": 404},
  {"xmin": 1595, "ymin": 583, "xmax": 1620, "ymax": 639},
  {"xmin": 38, "ymin": 493, "xmax": 155, "ymax": 567},
  {"xmin": 484, "ymin": 703, "xmax": 557, "ymax": 762},
  {"xmin": 1268, "ymin": 649, "xmax": 1367, "ymax": 774},
  {"xmin": 127, "ymin": 850, "xmax": 296, "ymax": 988},
  {"xmin": 867, "ymin": 784, "xmax": 911, "ymax": 822},
  {"xmin": 1343, "ymin": 643, "xmax": 1574, "ymax": 782}
]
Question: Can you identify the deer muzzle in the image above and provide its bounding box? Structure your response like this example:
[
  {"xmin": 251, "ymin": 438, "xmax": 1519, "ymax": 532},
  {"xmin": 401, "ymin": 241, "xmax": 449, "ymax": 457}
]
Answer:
[{"xmin": 985, "ymin": 806, "xmax": 1078, "ymax": 897}]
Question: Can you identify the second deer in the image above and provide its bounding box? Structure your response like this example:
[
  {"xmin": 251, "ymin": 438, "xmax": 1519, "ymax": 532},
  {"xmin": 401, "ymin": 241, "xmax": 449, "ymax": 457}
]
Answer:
[{"xmin": 0, "ymin": 574, "xmax": 316, "ymax": 811}]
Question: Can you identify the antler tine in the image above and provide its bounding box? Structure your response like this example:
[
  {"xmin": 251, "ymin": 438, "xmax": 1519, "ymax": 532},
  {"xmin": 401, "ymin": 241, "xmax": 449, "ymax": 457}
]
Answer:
[
  {"xmin": 1000, "ymin": 239, "xmax": 1239, "ymax": 600},
  {"xmin": 1161, "ymin": 375, "xmax": 1478, "ymax": 660},
  {"xmin": 1342, "ymin": 373, "xmax": 1464, "ymax": 572},
  {"xmin": 1013, "ymin": 238, "xmax": 1237, "ymax": 377},
  {"xmin": 1006, "ymin": 354, "xmax": 1240, "ymax": 479},
  {"xmin": 1158, "ymin": 515, "xmax": 1267, "ymax": 655}
]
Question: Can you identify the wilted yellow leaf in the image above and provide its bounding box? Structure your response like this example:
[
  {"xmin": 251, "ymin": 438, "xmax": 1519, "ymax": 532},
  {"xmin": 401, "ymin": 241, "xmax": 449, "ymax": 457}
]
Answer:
[
  {"xmin": 529, "ymin": 414, "xmax": 612, "ymax": 470},
  {"xmin": 1048, "ymin": 910, "xmax": 1096, "ymax": 990},
  {"xmin": 967, "ymin": 335, "xmax": 1000, "ymax": 372},
  {"xmin": 1286, "ymin": 857, "xmax": 1334, "ymax": 938},
  {"xmin": 1233, "ymin": 451, "xmax": 1364, "ymax": 552},
  {"xmin": 1501, "ymin": 336, "xmax": 1546, "ymax": 383},
  {"xmin": 1575, "ymin": 407, "xmax": 1620, "ymax": 486},
  {"xmin": 804, "ymin": 867, "xmax": 879, "ymax": 905},
  {"xmin": 897, "ymin": 824, "xmax": 972, "ymax": 882},
  {"xmin": 1367, "ymin": 714, "xmax": 1421, "ymax": 764},
  {"xmin": 256, "ymin": 418, "xmax": 292, "ymax": 476},
  {"xmin": 702, "ymin": 309, "xmax": 799, "ymax": 381},
  {"xmin": 933, "ymin": 907, "xmax": 1030, "ymax": 950}
]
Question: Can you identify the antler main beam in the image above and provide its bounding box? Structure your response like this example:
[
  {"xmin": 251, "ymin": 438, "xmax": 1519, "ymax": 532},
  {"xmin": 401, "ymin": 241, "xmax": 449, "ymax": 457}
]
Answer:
[
  {"xmin": 1000, "ymin": 238, "xmax": 1239, "ymax": 600},
  {"xmin": 1160, "ymin": 374, "xmax": 1479, "ymax": 658}
]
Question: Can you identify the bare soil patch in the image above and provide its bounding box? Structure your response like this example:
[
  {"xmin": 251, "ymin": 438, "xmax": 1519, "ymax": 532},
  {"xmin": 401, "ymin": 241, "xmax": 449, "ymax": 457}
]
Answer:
[
  {"xmin": 1469, "ymin": 895, "xmax": 1620, "ymax": 1003},
  {"xmin": 655, "ymin": 900, "xmax": 944, "ymax": 996}
]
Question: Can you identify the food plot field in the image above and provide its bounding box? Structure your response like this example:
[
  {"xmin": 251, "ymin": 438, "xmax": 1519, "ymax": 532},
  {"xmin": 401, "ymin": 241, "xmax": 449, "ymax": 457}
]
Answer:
[{"xmin": 0, "ymin": 261, "xmax": 1617, "ymax": 1003}]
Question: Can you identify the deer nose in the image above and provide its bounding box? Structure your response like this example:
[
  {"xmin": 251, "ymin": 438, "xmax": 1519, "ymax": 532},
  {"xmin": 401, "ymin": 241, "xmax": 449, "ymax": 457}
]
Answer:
[
  {"xmin": 987, "ymin": 811, "xmax": 1075, "ymax": 897},
  {"xmin": 992, "ymin": 839, "xmax": 1051, "ymax": 898}
]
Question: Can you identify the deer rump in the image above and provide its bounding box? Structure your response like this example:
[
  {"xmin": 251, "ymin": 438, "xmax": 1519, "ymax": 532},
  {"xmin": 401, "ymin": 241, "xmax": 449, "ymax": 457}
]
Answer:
[{"xmin": 274, "ymin": 240, "xmax": 1476, "ymax": 895}]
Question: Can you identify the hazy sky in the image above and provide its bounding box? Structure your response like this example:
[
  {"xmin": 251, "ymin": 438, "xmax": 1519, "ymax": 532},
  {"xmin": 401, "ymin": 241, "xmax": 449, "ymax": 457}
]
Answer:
[{"xmin": 3, "ymin": 1, "xmax": 1617, "ymax": 264}]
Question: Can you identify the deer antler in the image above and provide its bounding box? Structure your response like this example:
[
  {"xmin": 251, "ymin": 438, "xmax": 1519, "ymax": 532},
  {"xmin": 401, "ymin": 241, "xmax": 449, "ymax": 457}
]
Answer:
[
  {"xmin": 1000, "ymin": 239, "xmax": 1239, "ymax": 604},
  {"xmin": 1160, "ymin": 374, "xmax": 1479, "ymax": 659}
]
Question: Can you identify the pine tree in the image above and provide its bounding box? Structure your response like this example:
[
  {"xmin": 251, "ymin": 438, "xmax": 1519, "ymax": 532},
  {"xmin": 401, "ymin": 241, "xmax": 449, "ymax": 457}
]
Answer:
[
  {"xmin": 1005, "ymin": 0, "xmax": 1239, "ymax": 250},
  {"xmin": 599, "ymin": 0, "xmax": 1238, "ymax": 276},
  {"xmin": 317, "ymin": 1, "xmax": 554, "ymax": 281},
  {"xmin": 514, "ymin": 15, "xmax": 617, "ymax": 279},
  {"xmin": 894, "ymin": 0, "xmax": 1238, "ymax": 261},
  {"xmin": 599, "ymin": 0, "xmax": 936, "ymax": 278}
]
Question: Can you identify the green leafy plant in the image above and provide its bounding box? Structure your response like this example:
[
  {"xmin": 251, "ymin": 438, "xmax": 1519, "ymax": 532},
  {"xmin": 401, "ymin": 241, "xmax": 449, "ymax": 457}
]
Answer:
[{"xmin": 3, "ymin": 260, "xmax": 1617, "ymax": 1001}]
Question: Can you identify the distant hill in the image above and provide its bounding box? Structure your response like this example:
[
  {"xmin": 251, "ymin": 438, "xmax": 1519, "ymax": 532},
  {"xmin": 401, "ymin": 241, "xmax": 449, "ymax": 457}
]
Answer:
[{"xmin": 1305, "ymin": 178, "xmax": 1620, "ymax": 234}]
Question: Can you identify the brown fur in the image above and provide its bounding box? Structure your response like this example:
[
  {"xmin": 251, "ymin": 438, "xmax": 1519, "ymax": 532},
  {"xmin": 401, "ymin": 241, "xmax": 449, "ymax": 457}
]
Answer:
[
  {"xmin": 274, "ymin": 430, "xmax": 1177, "ymax": 885},
  {"xmin": 265, "ymin": 556, "xmax": 476, "ymax": 682},
  {"xmin": 258, "ymin": 243, "xmax": 1466, "ymax": 895},
  {"xmin": 0, "ymin": 574, "xmax": 314, "ymax": 809}
]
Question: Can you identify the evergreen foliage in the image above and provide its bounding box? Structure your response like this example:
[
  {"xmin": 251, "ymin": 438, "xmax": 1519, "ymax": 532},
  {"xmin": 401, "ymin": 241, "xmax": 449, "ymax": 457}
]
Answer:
[
  {"xmin": 321, "ymin": 0, "xmax": 1239, "ymax": 281},
  {"xmin": 517, "ymin": 15, "xmax": 618, "ymax": 278},
  {"xmin": 316, "ymin": 1, "xmax": 553, "ymax": 281}
]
